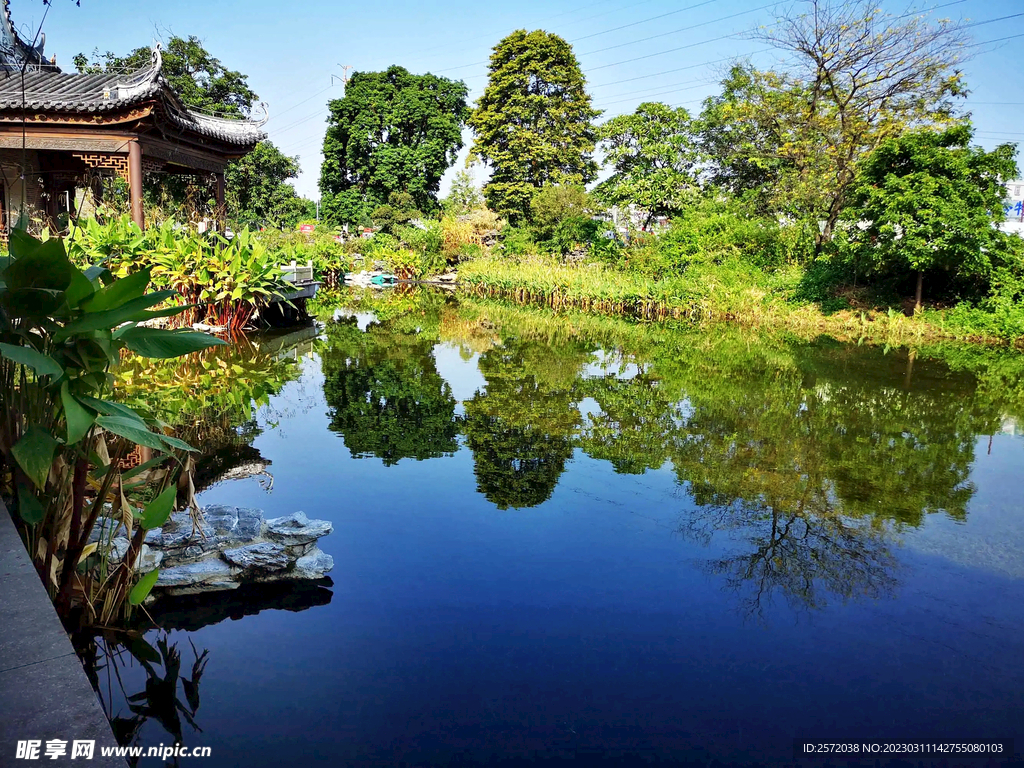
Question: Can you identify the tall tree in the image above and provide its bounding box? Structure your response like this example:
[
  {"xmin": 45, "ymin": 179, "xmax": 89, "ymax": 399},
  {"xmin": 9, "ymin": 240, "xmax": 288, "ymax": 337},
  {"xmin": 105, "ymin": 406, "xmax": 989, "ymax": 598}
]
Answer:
[
  {"xmin": 841, "ymin": 124, "xmax": 1018, "ymax": 310},
  {"xmin": 468, "ymin": 30, "xmax": 600, "ymax": 222},
  {"xmin": 224, "ymin": 141, "xmax": 314, "ymax": 229},
  {"xmin": 595, "ymin": 102, "xmax": 701, "ymax": 227},
  {"xmin": 74, "ymin": 36, "xmax": 257, "ymax": 117},
  {"xmin": 318, "ymin": 66, "xmax": 469, "ymax": 225},
  {"xmin": 703, "ymin": 0, "xmax": 970, "ymax": 249}
]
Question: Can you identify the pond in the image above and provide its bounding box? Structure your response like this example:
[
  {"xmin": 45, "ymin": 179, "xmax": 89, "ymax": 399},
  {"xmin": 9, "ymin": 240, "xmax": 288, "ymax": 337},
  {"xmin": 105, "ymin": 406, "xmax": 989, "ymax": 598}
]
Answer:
[{"xmin": 89, "ymin": 290, "xmax": 1024, "ymax": 767}]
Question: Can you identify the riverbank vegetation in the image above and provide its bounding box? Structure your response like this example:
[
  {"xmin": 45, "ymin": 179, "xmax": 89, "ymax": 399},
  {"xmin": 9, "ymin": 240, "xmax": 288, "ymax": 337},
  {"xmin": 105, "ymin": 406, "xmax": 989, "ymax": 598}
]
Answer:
[
  {"xmin": 0, "ymin": 230, "xmax": 225, "ymax": 626},
  {"xmin": 306, "ymin": 0, "xmax": 1024, "ymax": 345}
]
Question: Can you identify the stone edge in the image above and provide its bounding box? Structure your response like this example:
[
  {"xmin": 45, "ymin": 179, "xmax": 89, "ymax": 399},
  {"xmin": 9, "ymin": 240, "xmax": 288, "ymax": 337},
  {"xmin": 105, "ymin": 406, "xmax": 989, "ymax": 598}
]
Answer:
[{"xmin": 0, "ymin": 498, "xmax": 126, "ymax": 767}]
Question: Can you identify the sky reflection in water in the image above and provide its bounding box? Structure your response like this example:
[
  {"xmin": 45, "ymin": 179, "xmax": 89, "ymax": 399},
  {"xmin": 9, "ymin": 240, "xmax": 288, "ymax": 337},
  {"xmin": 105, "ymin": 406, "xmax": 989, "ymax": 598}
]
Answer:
[{"xmin": 98, "ymin": 293, "xmax": 1024, "ymax": 767}]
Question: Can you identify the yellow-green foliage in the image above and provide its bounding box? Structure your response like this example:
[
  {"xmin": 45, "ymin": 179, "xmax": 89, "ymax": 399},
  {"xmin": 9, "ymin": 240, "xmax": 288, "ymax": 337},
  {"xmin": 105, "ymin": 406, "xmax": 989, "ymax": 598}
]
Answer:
[{"xmin": 441, "ymin": 215, "xmax": 476, "ymax": 259}]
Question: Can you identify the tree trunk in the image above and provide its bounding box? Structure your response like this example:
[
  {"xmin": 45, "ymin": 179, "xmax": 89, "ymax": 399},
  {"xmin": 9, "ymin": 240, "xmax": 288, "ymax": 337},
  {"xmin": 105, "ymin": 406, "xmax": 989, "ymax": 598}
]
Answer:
[{"xmin": 914, "ymin": 270, "xmax": 923, "ymax": 314}]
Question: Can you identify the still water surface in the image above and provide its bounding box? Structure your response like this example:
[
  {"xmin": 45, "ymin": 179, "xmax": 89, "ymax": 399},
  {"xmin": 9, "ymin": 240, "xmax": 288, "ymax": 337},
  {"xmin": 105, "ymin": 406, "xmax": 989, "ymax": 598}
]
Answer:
[{"xmin": 95, "ymin": 293, "xmax": 1024, "ymax": 766}]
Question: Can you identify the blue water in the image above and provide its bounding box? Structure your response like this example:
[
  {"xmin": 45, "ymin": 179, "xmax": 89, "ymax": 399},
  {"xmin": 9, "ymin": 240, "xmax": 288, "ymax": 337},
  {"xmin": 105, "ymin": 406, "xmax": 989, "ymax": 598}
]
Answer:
[{"xmin": 93, "ymin": 306, "xmax": 1024, "ymax": 767}]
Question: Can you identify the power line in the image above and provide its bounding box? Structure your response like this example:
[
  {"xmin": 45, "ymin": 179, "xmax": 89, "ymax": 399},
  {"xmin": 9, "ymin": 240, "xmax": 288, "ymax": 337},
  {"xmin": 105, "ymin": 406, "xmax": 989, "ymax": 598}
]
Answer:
[
  {"xmin": 571, "ymin": 0, "xmax": 718, "ymax": 42},
  {"xmin": 590, "ymin": 50, "xmax": 772, "ymax": 89},
  {"xmin": 265, "ymin": 84, "xmax": 336, "ymax": 124},
  {"xmin": 400, "ymin": 0, "xmax": 658, "ymax": 65},
  {"xmin": 435, "ymin": 0, "xmax": 759, "ymax": 74},
  {"xmin": 586, "ymin": 31, "xmax": 742, "ymax": 72},
  {"xmin": 578, "ymin": 1, "xmax": 775, "ymax": 57}
]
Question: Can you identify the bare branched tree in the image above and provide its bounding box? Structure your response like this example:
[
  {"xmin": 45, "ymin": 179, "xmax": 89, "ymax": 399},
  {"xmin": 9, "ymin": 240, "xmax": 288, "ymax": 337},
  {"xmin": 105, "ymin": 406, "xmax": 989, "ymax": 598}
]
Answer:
[{"xmin": 747, "ymin": 0, "xmax": 971, "ymax": 247}]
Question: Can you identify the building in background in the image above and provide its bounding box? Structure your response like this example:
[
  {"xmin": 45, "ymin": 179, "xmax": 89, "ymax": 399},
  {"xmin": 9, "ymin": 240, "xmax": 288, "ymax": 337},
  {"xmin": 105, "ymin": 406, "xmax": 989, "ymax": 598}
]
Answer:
[{"xmin": 0, "ymin": 0, "xmax": 266, "ymax": 236}]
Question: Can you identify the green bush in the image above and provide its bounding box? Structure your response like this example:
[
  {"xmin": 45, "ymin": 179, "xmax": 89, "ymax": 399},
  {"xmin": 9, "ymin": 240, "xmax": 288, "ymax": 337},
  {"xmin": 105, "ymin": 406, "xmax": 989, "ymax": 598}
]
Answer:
[{"xmin": 499, "ymin": 226, "xmax": 538, "ymax": 257}]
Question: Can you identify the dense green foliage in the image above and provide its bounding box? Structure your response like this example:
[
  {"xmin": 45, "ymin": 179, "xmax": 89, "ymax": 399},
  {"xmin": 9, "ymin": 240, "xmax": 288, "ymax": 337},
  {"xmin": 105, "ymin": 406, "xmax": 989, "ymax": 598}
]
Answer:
[
  {"xmin": 468, "ymin": 30, "xmax": 600, "ymax": 222},
  {"xmin": 225, "ymin": 141, "xmax": 315, "ymax": 230},
  {"xmin": 838, "ymin": 125, "xmax": 1021, "ymax": 307},
  {"xmin": 319, "ymin": 66, "xmax": 469, "ymax": 224},
  {"xmin": 596, "ymin": 102, "xmax": 700, "ymax": 225},
  {"xmin": 68, "ymin": 217, "xmax": 293, "ymax": 332},
  {"xmin": 0, "ymin": 229, "xmax": 224, "ymax": 623}
]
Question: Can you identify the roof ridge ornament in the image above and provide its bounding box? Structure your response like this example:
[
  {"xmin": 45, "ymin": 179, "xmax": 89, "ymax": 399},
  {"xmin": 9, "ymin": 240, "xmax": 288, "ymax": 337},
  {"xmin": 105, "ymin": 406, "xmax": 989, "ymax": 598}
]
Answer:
[
  {"xmin": 252, "ymin": 101, "xmax": 269, "ymax": 127},
  {"xmin": 114, "ymin": 43, "xmax": 162, "ymax": 101}
]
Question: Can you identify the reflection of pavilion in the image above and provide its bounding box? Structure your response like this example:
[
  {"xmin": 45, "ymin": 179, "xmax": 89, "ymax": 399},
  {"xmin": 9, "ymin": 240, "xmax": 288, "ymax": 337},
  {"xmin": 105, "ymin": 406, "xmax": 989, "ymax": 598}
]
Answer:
[
  {"xmin": 1000, "ymin": 417, "xmax": 1020, "ymax": 437},
  {"xmin": 0, "ymin": 1, "xmax": 265, "ymax": 233}
]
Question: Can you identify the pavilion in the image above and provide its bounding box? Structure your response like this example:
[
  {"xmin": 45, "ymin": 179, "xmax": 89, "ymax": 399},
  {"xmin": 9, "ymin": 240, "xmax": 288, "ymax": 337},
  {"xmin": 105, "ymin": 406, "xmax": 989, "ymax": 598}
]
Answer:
[{"xmin": 0, "ymin": 0, "xmax": 266, "ymax": 234}]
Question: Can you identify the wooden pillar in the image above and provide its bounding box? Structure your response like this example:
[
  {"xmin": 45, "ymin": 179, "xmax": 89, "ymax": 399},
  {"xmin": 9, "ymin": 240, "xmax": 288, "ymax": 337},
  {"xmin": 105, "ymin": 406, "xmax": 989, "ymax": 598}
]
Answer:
[
  {"xmin": 128, "ymin": 140, "xmax": 144, "ymax": 230},
  {"xmin": 214, "ymin": 172, "xmax": 226, "ymax": 234}
]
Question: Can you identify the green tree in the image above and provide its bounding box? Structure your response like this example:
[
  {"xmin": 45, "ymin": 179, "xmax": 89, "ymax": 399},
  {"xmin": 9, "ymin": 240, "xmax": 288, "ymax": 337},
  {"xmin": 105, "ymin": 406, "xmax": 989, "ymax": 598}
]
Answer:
[
  {"xmin": 319, "ymin": 66, "xmax": 469, "ymax": 225},
  {"xmin": 697, "ymin": 65, "xmax": 793, "ymax": 212},
  {"xmin": 225, "ymin": 141, "xmax": 315, "ymax": 229},
  {"xmin": 529, "ymin": 183, "xmax": 594, "ymax": 239},
  {"xmin": 468, "ymin": 30, "xmax": 600, "ymax": 222},
  {"xmin": 595, "ymin": 102, "xmax": 701, "ymax": 227},
  {"xmin": 74, "ymin": 35, "xmax": 257, "ymax": 117},
  {"xmin": 701, "ymin": 0, "xmax": 970, "ymax": 249},
  {"xmin": 443, "ymin": 169, "xmax": 484, "ymax": 215},
  {"xmin": 842, "ymin": 124, "xmax": 1019, "ymax": 310}
]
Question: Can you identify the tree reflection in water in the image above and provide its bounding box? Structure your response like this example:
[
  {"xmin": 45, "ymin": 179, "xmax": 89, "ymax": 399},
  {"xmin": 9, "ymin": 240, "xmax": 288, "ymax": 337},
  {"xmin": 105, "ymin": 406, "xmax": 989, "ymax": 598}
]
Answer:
[
  {"xmin": 321, "ymin": 317, "xmax": 460, "ymax": 464},
  {"xmin": 464, "ymin": 337, "xmax": 589, "ymax": 509},
  {"xmin": 319, "ymin": 293, "xmax": 1024, "ymax": 614}
]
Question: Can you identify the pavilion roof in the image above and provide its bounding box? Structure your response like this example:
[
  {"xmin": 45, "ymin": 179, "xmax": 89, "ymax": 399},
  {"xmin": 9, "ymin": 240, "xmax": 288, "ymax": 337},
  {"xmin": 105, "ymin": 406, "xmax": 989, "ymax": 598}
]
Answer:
[
  {"xmin": 0, "ymin": 48, "xmax": 268, "ymax": 146},
  {"xmin": 0, "ymin": 2, "xmax": 266, "ymax": 149}
]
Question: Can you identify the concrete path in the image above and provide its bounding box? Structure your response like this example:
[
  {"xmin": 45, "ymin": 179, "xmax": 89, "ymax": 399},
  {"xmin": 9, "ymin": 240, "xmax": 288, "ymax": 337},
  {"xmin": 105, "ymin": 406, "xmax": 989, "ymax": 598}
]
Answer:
[{"xmin": 0, "ymin": 501, "xmax": 125, "ymax": 767}]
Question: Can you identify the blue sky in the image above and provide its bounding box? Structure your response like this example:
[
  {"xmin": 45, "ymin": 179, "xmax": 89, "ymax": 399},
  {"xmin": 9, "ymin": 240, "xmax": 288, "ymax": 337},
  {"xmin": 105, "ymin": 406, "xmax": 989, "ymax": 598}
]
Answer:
[{"xmin": 25, "ymin": 0, "xmax": 1024, "ymax": 199}]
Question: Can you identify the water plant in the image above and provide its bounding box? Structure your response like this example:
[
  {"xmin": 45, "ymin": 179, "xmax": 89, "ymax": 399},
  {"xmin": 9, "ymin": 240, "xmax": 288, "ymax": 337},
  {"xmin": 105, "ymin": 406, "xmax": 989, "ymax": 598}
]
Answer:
[{"xmin": 0, "ymin": 228, "xmax": 224, "ymax": 625}]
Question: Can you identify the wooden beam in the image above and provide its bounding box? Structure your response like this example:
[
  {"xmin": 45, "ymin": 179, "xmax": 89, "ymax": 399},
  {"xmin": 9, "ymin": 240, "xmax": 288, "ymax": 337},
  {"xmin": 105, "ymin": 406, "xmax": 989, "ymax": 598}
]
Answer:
[{"xmin": 128, "ymin": 140, "xmax": 144, "ymax": 230}]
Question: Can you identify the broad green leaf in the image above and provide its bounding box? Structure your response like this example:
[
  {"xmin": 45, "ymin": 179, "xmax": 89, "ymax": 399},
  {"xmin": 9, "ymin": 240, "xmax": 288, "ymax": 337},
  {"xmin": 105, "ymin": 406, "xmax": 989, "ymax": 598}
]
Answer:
[
  {"xmin": 2, "ymin": 287, "xmax": 65, "ymax": 317},
  {"xmin": 53, "ymin": 291, "xmax": 176, "ymax": 340},
  {"xmin": 81, "ymin": 266, "xmax": 152, "ymax": 313},
  {"xmin": 158, "ymin": 433, "xmax": 196, "ymax": 452},
  {"xmin": 12, "ymin": 426, "xmax": 58, "ymax": 489},
  {"xmin": 64, "ymin": 268, "xmax": 97, "ymax": 309},
  {"xmin": 95, "ymin": 415, "xmax": 167, "ymax": 451},
  {"xmin": 139, "ymin": 485, "xmax": 176, "ymax": 530},
  {"xmin": 61, "ymin": 382, "xmax": 96, "ymax": 445},
  {"xmin": 120, "ymin": 327, "xmax": 227, "ymax": 359},
  {"xmin": 79, "ymin": 397, "xmax": 147, "ymax": 423},
  {"xmin": 83, "ymin": 265, "xmax": 109, "ymax": 282},
  {"xmin": 16, "ymin": 485, "xmax": 44, "ymax": 525},
  {"xmin": 128, "ymin": 568, "xmax": 160, "ymax": 605},
  {"xmin": 0, "ymin": 342, "xmax": 63, "ymax": 377},
  {"xmin": 3, "ymin": 235, "xmax": 77, "ymax": 292}
]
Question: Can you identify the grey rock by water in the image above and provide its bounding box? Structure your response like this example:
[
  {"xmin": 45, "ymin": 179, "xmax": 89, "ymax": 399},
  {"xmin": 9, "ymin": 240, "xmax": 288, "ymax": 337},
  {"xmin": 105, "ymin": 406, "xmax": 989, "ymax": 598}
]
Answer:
[
  {"xmin": 266, "ymin": 511, "xmax": 333, "ymax": 546},
  {"xmin": 223, "ymin": 542, "xmax": 291, "ymax": 572},
  {"xmin": 144, "ymin": 506, "xmax": 332, "ymax": 597}
]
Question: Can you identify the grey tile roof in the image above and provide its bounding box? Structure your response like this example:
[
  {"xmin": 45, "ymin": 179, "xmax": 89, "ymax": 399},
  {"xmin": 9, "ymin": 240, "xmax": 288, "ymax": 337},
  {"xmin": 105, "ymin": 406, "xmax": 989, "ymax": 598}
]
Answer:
[{"xmin": 0, "ymin": 65, "xmax": 266, "ymax": 146}]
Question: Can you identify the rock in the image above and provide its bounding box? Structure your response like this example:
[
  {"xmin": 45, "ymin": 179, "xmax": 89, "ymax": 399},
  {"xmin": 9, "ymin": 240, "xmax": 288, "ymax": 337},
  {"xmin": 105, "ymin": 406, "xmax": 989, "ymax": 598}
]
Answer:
[
  {"xmin": 156, "ymin": 559, "xmax": 241, "ymax": 591},
  {"xmin": 292, "ymin": 548, "xmax": 334, "ymax": 580},
  {"xmin": 103, "ymin": 538, "xmax": 162, "ymax": 571},
  {"xmin": 141, "ymin": 506, "xmax": 333, "ymax": 598},
  {"xmin": 223, "ymin": 542, "xmax": 290, "ymax": 572},
  {"xmin": 265, "ymin": 511, "xmax": 333, "ymax": 547}
]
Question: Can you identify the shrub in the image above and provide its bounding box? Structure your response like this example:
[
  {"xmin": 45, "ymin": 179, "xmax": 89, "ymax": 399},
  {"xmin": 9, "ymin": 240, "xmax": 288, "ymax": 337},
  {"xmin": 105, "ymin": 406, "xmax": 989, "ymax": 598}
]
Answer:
[
  {"xmin": 499, "ymin": 226, "xmax": 538, "ymax": 257},
  {"xmin": 530, "ymin": 184, "xmax": 597, "ymax": 239},
  {"xmin": 0, "ymin": 229, "xmax": 224, "ymax": 624}
]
